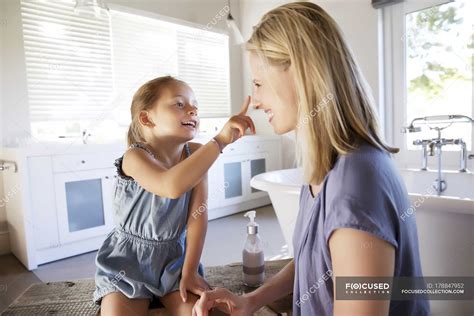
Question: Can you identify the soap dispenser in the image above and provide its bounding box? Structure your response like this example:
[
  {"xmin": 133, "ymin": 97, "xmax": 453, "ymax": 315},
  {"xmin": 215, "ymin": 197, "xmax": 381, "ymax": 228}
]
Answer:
[{"xmin": 242, "ymin": 210, "xmax": 265, "ymax": 287}]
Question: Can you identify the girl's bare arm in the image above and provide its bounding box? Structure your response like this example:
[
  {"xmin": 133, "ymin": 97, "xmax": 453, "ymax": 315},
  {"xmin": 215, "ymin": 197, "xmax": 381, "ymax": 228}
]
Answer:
[
  {"xmin": 122, "ymin": 97, "xmax": 255, "ymax": 199},
  {"xmin": 122, "ymin": 140, "xmax": 220, "ymax": 198},
  {"xmin": 182, "ymin": 144, "xmax": 208, "ymax": 276}
]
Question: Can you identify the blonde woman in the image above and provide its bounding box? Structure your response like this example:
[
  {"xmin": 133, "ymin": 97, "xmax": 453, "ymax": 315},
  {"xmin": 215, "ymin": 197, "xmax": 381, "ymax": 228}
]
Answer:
[{"xmin": 193, "ymin": 2, "xmax": 429, "ymax": 316}]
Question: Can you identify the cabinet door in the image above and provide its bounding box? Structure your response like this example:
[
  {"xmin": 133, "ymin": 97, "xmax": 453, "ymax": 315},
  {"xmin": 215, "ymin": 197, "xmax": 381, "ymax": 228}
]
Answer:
[
  {"xmin": 28, "ymin": 156, "xmax": 60, "ymax": 250},
  {"xmin": 206, "ymin": 163, "xmax": 220, "ymax": 210},
  {"xmin": 215, "ymin": 154, "xmax": 248, "ymax": 207},
  {"xmin": 54, "ymin": 168, "xmax": 115, "ymax": 244},
  {"xmin": 248, "ymin": 153, "xmax": 268, "ymax": 197}
]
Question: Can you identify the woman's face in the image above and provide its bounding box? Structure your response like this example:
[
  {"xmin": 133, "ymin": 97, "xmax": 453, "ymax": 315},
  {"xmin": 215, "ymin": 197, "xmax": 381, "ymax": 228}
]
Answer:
[
  {"xmin": 141, "ymin": 82, "xmax": 199, "ymax": 141},
  {"xmin": 249, "ymin": 51, "xmax": 298, "ymax": 134}
]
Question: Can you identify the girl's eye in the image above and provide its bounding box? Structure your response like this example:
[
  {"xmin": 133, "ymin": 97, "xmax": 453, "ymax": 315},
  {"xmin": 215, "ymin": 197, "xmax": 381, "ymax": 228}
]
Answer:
[
  {"xmin": 176, "ymin": 102, "xmax": 184, "ymax": 108},
  {"xmin": 254, "ymin": 83, "xmax": 261, "ymax": 88}
]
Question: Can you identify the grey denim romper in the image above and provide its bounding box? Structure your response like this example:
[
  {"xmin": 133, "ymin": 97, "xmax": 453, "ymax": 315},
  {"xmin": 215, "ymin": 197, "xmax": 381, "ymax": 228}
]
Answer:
[{"xmin": 93, "ymin": 142, "xmax": 204, "ymax": 305}]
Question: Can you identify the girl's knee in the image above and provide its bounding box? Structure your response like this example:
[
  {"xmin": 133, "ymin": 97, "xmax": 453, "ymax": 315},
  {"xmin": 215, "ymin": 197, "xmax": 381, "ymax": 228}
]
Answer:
[
  {"xmin": 100, "ymin": 292, "xmax": 150, "ymax": 316},
  {"xmin": 161, "ymin": 292, "xmax": 200, "ymax": 316}
]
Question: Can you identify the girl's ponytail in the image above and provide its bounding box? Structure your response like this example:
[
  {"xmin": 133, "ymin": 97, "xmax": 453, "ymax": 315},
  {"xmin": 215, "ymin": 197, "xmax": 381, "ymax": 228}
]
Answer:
[{"xmin": 126, "ymin": 118, "xmax": 144, "ymax": 147}]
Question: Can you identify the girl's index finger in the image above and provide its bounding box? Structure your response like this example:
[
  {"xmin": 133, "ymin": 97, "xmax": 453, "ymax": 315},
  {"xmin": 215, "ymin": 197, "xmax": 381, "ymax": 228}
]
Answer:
[{"xmin": 238, "ymin": 95, "xmax": 251, "ymax": 115}]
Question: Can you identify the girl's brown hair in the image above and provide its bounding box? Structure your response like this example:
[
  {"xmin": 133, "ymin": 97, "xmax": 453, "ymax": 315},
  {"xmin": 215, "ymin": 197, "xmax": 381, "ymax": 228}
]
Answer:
[
  {"xmin": 247, "ymin": 1, "xmax": 399, "ymax": 184},
  {"xmin": 127, "ymin": 76, "xmax": 184, "ymax": 146}
]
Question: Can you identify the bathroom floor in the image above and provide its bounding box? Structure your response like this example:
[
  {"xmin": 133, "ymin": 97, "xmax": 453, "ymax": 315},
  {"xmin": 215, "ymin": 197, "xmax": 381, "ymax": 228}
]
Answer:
[{"xmin": 0, "ymin": 205, "xmax": 290, "ymax": 313}]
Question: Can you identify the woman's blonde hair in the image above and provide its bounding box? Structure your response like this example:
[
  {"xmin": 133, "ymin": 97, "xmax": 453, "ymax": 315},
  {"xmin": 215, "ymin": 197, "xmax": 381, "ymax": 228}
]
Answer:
[
  {"xmin": 247, "ymin": 1, "xmax": 398, "ymax": 184},
  {"xmin": 127, "ymin": 76, "xmax": 184, "ymax": 146}
]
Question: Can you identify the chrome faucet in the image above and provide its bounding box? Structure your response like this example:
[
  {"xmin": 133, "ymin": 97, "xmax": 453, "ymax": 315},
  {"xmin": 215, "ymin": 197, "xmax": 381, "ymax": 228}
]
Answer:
[
  {"xmin": 58, "ymin": 129, "xmax": 91, "ymax": 144},
  {"xmin": 82, "ymin": 129, "xmax": 91, "ymax": 144},
  {"xmin": 455, "ymin": 138, "xmax": 468, "ymax": 172},
  {"xmin": 412, "ymin": 139, "xmax": 430, "ymax": 170},
  {"xmin": 402, "ymin": 114, "xmax": 474, "ymax": 196}
]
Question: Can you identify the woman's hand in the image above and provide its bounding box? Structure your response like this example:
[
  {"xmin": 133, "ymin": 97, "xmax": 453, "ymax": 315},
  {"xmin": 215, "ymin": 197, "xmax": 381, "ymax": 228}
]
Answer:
[
  {"xmin": 179, "ymin": 272, "xmax": 212, "ymax": 302},
  {"xmin": 192, "ymin": 288, "xmax": 256, "ymax": 316},
  {"xmin": 214, "ymin": 96, "xmax": 256, "ymax": 150}
]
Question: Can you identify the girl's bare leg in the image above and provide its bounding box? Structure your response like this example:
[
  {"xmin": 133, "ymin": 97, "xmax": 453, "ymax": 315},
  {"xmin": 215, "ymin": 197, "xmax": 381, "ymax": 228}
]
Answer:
[
  {"xmin": 159, "ymin": 291, "xmax": 204, "ymax": 316},
  {"xmin": 100, "ymin": 292, "xmax": 150, "ymax": 316}
]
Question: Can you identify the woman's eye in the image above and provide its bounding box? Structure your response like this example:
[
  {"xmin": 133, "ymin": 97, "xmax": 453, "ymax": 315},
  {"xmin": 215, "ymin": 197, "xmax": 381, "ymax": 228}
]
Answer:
[
  {"xmin": 176, "ymin": 102, "xmax": 184, "ymax": 108},
  {"xmin": 254, "ymin": 83, "xmax": 261, "ymax": 88}
]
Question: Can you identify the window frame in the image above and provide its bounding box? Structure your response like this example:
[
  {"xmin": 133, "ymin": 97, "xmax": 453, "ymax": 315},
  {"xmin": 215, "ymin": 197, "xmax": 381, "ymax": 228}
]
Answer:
[{"xmin": 382, "ymin": 0, "xmax": 473, "ymax": 170}]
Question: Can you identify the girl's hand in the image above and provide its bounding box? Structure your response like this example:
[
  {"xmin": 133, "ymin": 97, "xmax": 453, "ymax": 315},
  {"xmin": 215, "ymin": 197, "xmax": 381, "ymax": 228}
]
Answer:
[
  {"xmin": 192, "ymin": 288, "xmax": 256, "ymax": 316},
  {"xmin": 214, "ymin": 96, "xmax": 256, "ymax": 150},
  {"xmin": 179, "ymin": 272, "xmax": 211, "ymax": 302}
]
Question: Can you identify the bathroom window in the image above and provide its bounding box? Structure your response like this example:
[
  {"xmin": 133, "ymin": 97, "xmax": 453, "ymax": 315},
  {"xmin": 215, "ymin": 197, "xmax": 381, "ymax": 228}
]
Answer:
[
  {"xmin": 404, "ymin": 0, "xmax": 472, "ymax": 151},
  {"xmin": 385, "ymin": 0, "xmax": 473, "ymax": 168},
  {"xmin": 21, "ymin": 0, "xmax": 231, "ymax": 142},
  {"xmin": 109, "ymin": 8, "xmax": 231, "ymax": 129},
  {"xmin": 20, "ymin": 0, "xmax": 114, "ymax": 139}
]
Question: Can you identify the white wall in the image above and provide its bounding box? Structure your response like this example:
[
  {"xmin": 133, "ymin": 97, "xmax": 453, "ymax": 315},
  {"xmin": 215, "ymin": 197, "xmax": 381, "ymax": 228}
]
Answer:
[
  {"xmin": 0, "ymin": 0, "xmax": 28, "ymax": 254},
  {"xmin": 0, "ymin": 0, "xmax": 8, "ymax": 254},
  {"xmin": 1, "ymin": 0, "xmax": 31, "ymax": 148},
  {"xmin": 239, "ymin": 0, "xmax": 381, "ymax": 168}
]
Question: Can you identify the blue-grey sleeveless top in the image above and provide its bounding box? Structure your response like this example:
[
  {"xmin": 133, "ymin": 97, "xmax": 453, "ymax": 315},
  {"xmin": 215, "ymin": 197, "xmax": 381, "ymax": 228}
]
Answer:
[{"xmin": 292, "ymin": 142, "xmax": 430, "ymax": 315}]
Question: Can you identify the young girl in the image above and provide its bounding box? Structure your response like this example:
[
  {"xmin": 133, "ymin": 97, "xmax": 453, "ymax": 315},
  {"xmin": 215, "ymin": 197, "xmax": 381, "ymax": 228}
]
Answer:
[{"xmin": 93, "ymin": 76, "xmax": 255, "ymax": 316}]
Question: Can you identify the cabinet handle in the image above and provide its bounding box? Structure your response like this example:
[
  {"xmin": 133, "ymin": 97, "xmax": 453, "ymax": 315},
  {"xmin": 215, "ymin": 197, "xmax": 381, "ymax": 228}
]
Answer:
[
  {"xmin": 0, "ymin": 160, "xmax": 18, "ymax": 173},
  {"xmin": 105, "ymin": 176, "xmax": 109, "ymax": 179},
  {"xmin": 81, "ymin": 160, "xmax": 86, "ymax": 164}
]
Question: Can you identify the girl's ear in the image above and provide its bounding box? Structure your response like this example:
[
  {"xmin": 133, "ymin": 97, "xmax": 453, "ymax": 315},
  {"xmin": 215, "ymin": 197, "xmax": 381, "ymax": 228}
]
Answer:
[{"xmin": 138, "ymin": 111, "xmax": 155, "ymax": 127}]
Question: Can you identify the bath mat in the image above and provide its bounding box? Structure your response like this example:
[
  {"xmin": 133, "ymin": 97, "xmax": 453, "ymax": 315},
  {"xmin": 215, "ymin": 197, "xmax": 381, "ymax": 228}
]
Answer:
[{"xmin": 2, "ymin": 259, "xmax": 292, "ymax": 316}]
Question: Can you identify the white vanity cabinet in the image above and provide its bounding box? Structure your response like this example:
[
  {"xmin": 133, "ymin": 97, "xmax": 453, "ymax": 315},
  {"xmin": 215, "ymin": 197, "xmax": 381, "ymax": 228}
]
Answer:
[
  {"xmin": 1, "ymin": 144, "xmax": 125, "ymax": 270},
  {"xmin": 1, "ymin": 136, "xmax": 281, "ymax": 270},
  {"xmin": 204, "ymin": 136, "xmax": 282, "ymax": 219}
]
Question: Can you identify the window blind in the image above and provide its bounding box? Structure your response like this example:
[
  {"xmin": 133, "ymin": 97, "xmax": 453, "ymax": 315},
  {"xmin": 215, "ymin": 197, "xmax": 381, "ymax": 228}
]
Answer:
[
  {"xmin": 21, "ymin": 0, "xmax": 114, "ymax": 122},
  {"xmin": 21, "ymin": 0, "xmax": 231, "ymax": 127},
  {"xmin": 111, "ymin": 9, "xmax": 231, "ymax": 118}
]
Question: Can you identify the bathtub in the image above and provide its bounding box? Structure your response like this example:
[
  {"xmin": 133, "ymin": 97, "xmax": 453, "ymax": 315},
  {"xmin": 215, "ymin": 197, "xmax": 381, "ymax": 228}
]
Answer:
[
  {"xmin": 250, "ymin": 169, "xmax": 302, "ymax": 255},
  {"xmin": 250, "ymin": 167, "xmax": 474, "ymax": 316}
]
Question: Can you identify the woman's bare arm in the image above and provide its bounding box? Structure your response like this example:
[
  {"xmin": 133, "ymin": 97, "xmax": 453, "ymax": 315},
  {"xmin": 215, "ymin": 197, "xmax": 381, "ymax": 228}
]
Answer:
[
  {"xmin": 329, "ymin": 228, "xmax": 395, "ymax": 316},
  {"xmin": 192, "ymin": 259, "xmax": 295, "ymax": 315},
  {"xmin": 244, "ymin": 259, "xmax": 295, "ymax": 312}
]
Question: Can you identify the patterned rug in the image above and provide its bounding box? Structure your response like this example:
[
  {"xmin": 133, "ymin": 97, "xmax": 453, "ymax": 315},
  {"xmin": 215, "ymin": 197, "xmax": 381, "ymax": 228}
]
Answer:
[{"xmin": 2, "ymin": 259, "xmax": 293, "ymax": 315}]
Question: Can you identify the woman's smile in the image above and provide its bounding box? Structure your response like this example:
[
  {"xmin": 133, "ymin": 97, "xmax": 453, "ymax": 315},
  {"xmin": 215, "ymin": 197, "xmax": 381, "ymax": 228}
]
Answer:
[{"xmin": 264, "ymin": 108, "xmax": 275, "ymax": 122}]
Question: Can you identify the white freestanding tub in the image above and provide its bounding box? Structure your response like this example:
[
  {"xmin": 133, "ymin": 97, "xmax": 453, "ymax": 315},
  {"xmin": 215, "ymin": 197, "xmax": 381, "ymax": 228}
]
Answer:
[
  {"xmin": 250, "ymin": 168, "xmax": 474, "ymax": 316},
  {"xmin": 250, "ymin": 169, "xmax": 303, "ymax": 255}
]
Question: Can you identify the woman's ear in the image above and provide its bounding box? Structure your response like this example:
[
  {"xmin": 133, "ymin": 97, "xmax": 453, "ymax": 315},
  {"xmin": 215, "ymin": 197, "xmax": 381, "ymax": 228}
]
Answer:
[{"xmin": 138, "ymin": 111, "xmax": 155, "ymax": 128}]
